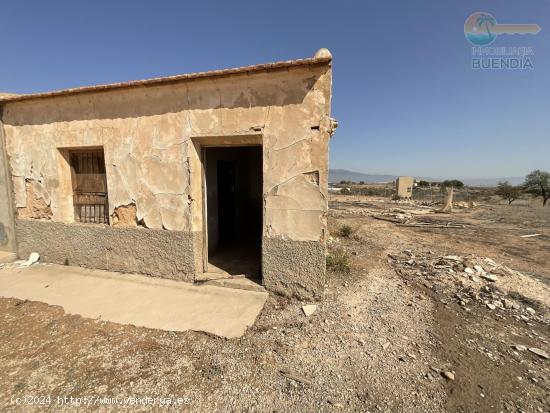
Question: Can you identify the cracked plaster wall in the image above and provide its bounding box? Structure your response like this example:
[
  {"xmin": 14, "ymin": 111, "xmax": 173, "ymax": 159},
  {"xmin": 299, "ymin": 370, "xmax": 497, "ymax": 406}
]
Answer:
[
  {"xmin": 1, "ymin": 63, "xmax": 333, "ymax": 290},
  {"xmin": 0, "ymin": 116, "xmax": 17, "ymax": 251}
]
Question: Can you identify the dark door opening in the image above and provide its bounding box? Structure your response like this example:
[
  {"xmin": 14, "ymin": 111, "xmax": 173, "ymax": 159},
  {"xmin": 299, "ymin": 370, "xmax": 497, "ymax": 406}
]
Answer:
[
  {"xmin": 217, "ymin": 160, "xmax": 237, "ymax": 245},
  {"xmin": 204, "ymin": 146, "xmax": 262, "ymax": 280}
]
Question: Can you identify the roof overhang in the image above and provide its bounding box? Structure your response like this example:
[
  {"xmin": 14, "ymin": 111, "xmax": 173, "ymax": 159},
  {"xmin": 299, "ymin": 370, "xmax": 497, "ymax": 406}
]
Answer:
[{"xmin": 0, "ymin": 51, "xmax": 331, "ymax": 104}]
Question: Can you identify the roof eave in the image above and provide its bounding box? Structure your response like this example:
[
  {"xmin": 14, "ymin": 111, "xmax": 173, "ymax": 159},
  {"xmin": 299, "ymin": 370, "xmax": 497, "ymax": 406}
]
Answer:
[{"xmin": 0, "ymin": 55, "xmax": 331, "ymax": 104}]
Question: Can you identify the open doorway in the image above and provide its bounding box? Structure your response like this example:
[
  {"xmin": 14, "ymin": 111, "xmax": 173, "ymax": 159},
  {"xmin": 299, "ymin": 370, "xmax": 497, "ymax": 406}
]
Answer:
[{"xmin": 203, "ymin": 146, "xmax": 262, "ymax": 281}]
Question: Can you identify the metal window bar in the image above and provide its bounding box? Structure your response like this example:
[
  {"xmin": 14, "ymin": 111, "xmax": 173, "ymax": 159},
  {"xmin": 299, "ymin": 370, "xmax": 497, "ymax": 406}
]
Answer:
[{"xmin": 70, "ymin": 150, "xmax": 109, "ymax": 224}]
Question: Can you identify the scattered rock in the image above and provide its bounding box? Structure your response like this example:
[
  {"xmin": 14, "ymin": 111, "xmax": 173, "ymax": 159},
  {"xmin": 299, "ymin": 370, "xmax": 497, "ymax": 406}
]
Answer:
[
  {"xmin": 512, "ymin": 345, "xmax": 527, "ymax": 352},
  {"xmin": 19, "ymin": 252, "xmax": 40, "ymax": 268},
  {"xmin": 479, "ymin": 273, "xmax": 497, "ymax": 282},
  {"xmin": 528, "ymin": 348, "xmax": 549, "ymax": 359},
  {"xmin": 442, "ymin": 371, "xmax": 455, "ymax": 381},
  {"xmin": 474, "ymin": 265, "xmax": 485, "ymax": 273},
  {"xmin": 327, "ymin": 399, "xmax": 344, "ymax": 408},
  {"xmin": 302, "ymin": 305, "xmax": 317, "ymax": 317},
  {"xmin": 382, "ymin": 341, "xmax": 391, "ymax": 350},
  {"xmin": 280, "ymin": 369, "xmax": 312, "ymax": 385}
]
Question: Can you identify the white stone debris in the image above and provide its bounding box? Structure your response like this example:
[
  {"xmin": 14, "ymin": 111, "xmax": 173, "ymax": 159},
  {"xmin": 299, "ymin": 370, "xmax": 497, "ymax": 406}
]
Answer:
[
  {"xmin": 443, "ymin": 371, "xmax": 455, "ymax": 381},
  {"xmin": 479, "ymin": 273, "xmax": 497, "ymax": 282},
  {"xmin": 19, "ymin": 252, "xmax": 40, "ymax": 267},
  {"xmin": 528, "ymin": 348, "xmax": 549, "ymax": 359},
  {"xmin": 473, "ymin": 265, "xmax": 485, "ymax": 274},
  {"xmin": 302, "ymin": 305, "xmax": 318, "ymax": 317}
]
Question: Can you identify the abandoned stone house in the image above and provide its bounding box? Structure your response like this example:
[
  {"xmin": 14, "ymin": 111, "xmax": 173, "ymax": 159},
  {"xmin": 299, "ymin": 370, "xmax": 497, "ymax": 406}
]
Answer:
[
  {"xmin": 0, "ymin": 49, "xmax": 336, "ymax": 299},
  {"xmin": 395, "ymin": 176, "xmax": 414, "ymax": 199}
]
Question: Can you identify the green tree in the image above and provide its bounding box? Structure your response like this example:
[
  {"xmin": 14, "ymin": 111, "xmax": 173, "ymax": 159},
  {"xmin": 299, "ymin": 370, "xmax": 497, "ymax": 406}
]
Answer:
[
  {"xmin": 340, "ymin": 187, "xmax": 351, "ymax": 195},
  {"xmin": 442, "ymin": 179, "xmax": 464, "ymax": 189},
  {"xmin": 417, "ymin": 180, "xmax": 430, "ymax": 187},
  {"xmin": 495, "ymin": 181, "xmax": 522, "ymax": 205},
  {"xmin": 524, "ymin": 170, "xmax": 550, "ymax": 206}
]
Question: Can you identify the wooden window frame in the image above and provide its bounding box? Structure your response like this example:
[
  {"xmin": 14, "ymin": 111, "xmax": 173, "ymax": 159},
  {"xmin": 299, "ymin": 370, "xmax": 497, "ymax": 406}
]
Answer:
[{"xmin": 68, "ymin": 148, "xmax": 110, "ymax": 224}]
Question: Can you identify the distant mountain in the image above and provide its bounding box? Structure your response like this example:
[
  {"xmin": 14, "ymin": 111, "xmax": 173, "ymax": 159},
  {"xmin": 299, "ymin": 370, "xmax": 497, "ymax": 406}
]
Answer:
[
  {"xmin": 460, "ymin": 177, "xmax": 524, "ymax": 187},
  {"xmin": 329, "ymin": 169, "xmax": 524, "ymax": 187},
  {"xmin": 329, "ymin": 169, "xmax": 396, "ymax": 184}
]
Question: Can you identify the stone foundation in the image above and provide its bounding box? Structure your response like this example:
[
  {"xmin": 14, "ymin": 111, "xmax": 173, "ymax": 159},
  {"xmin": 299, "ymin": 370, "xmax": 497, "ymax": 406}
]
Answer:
[
  {"xmin": 16, "ymin": 219, "xmax": 201, "ymax": 281},
  {"xmin": 262, "ymin": 237, "xmax": 326, "ymax": 300}
]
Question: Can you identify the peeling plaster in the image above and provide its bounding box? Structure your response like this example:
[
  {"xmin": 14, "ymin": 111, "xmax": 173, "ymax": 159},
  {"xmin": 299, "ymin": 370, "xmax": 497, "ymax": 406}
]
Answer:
[
  {"xmin": 17, "ymin": 179, "xmax": 53, "ymax": 220},
  {"xmin": 111, "ymin": 203, "xmax": 139, "ymax": 228}
]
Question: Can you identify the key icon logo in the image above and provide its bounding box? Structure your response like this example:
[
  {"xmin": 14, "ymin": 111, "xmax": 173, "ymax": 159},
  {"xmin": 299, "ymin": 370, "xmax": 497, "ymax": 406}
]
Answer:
[{"xmin": 464, "ymin": 12, "xmax": 541, "ymax": 46}]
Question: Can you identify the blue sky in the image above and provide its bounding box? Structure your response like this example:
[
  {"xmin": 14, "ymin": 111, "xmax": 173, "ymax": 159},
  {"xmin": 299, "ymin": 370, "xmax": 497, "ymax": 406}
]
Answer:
[{"xmin": 1, "ymin": 0, "xmax": 548, "ymax": 179}]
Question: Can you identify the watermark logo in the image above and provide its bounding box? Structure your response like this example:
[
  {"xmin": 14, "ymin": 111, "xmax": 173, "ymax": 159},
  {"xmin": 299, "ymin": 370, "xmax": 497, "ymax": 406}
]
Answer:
[
  {"xmin": 464, "ymin": 12, "xmax": 541, "ymax": 46},
  {"xmin": 465, "ymin": 12, "xmax": 541, "ymax": 70}
]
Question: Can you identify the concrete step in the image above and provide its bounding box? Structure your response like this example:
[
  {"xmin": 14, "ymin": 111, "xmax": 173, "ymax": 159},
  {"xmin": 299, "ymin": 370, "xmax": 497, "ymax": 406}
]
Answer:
[
  {"xmin": 199, "ymin": 276, "xmax": 266, "ymax": 293},
  {"xmin": 0, "ymin": 251, "xmax": 17, "ymax": 264},
  {"xmin": 0, "ymin": 263, "xmax": 268, "ymax": 338}
]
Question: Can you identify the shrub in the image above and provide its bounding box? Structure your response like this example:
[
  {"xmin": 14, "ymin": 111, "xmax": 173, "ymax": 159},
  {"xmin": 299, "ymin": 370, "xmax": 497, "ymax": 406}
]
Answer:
[
  {"xmin": 442, "ymin": 179, "xmax": 464, "ymax": 189},
  {"xmin": 326, "ymin": 248, "xmax": 351, "ymax": 274},
  {"xmin": 495, "ymin": 181, "xmax": 522, "ymax": 204},
  {"xmin": 338, "ymin": 224, "xmax": 354, "ymax": 238},
  {"xmin": 340, "ymin": 188, "xmax": 351, "ymax": 195}
]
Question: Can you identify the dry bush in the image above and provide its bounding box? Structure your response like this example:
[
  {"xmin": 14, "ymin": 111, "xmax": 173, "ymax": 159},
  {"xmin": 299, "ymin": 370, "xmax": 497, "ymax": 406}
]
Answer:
[
  {"xmin": 338, "ymin": 224, "xmax": 354, "ymax": 238},
  {"xmin": 326, "ymin": 248, "xmax": 351, "ymax": 274}
]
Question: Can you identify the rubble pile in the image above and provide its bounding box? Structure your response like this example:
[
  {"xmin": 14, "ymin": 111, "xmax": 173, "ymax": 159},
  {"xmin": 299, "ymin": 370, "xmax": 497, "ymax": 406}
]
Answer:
[
  {"xmin": 389, "ymin": 250, "xmax": 548, "ymax": 324},
  {"xmin": 369, "ymin": 209, "xmax": 467, "ymax": 228},
  {"xmin": 454, "ymin": 201, "xmax": 477, "ymax": 209},
  {"xmin": 388, "ymin": 250, "xmax": 522, "ymax": 283}
]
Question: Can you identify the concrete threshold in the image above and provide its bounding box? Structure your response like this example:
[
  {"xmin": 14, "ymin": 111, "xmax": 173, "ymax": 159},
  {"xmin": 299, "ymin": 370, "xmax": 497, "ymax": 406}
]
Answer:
[
  {"xmin": 198, "ymin": 275, "xmax": 266, "ymax": 293},
  {"xmin": 0, "ymin": 263, "xmax": 268, "ymax": 338}
]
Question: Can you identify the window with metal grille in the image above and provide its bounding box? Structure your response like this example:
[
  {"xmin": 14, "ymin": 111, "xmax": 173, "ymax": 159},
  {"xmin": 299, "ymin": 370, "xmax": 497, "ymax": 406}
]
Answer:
[{"xmin": 69, "ymin": 149, "xmax": 109, "ymax": 224}]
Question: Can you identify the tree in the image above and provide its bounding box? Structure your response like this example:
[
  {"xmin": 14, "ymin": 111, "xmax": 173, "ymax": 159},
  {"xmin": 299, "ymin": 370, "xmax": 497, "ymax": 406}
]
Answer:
[
  {"xmin": 442, "ymin": 179, "xmax": 464, "ymax": 189},
  {"xmin": 495, "ymin": 181, "xmax": 521, "ymax": 205},
  {"xmin": 340, "ymin": 187, "xmax": 351, "ymax": 195},
  {"xmin": 524, "ymin": 170, "xmax": 550, "ymax": 206},
  {"xmin": 417, "ymin": 180, "xmax": 430, "ymax": 188}
]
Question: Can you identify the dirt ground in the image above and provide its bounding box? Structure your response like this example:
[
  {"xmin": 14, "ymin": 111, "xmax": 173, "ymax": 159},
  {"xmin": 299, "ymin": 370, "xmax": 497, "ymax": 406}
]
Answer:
[{"xmin": 0, "ymin": 196, "xmax": 548, "ymax": 412}]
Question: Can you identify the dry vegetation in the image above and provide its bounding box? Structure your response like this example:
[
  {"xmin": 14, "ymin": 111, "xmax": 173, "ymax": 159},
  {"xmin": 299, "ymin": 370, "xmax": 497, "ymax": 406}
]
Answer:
[{"xmin": 0, "ymin": 194, "xmax": 549, "ymax": 412}]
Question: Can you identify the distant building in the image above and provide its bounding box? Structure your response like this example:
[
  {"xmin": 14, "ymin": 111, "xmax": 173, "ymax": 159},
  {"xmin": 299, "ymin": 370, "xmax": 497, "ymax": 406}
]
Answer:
[{"xmin": 395, "ymin": 176, "xmax": 414, "ymax": 198}]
